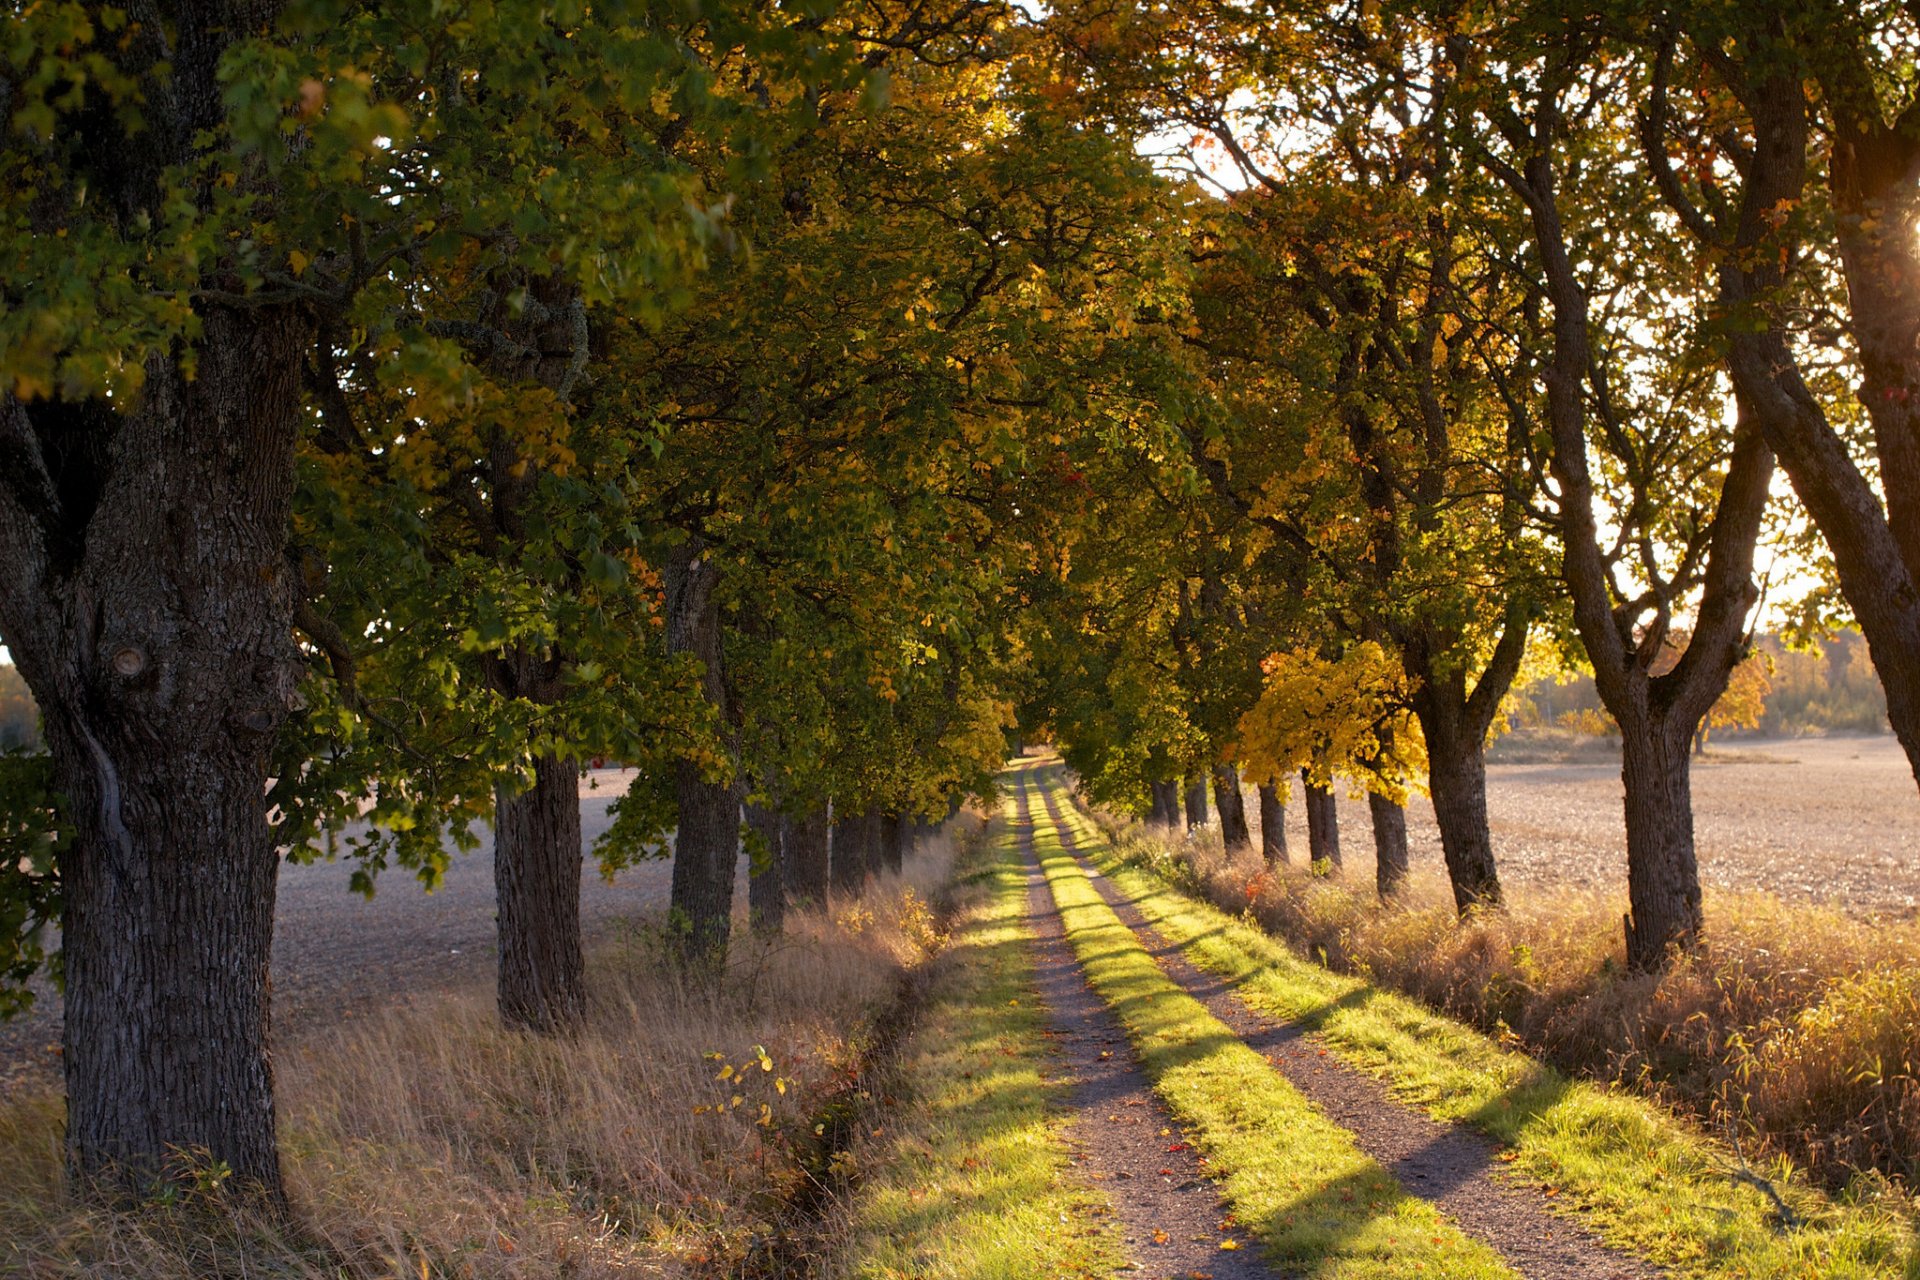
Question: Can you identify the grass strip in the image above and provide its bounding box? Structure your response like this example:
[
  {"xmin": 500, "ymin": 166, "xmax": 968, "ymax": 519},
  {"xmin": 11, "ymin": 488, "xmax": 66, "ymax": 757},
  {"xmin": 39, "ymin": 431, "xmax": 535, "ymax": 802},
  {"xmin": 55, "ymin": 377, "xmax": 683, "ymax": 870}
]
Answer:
[
  {"xmin": 1019, "ymin": 766, "xmax": 1520, "ymax": 1280},
  {"xmin": 832, "ymin": 793, "xmax": 1127, "ymax": 1280},
  {"xmin": 1040, "ymin": 772, "xmax": 1920, "ymax": 1280}
]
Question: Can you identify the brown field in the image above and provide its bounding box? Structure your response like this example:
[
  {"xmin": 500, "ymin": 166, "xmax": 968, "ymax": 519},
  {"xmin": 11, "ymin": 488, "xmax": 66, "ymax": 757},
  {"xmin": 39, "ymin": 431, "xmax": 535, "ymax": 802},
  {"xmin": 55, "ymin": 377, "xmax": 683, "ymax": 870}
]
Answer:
[{"xmin": 1284, "ymin": 731, "xmax": 1920, "ymax": 917}]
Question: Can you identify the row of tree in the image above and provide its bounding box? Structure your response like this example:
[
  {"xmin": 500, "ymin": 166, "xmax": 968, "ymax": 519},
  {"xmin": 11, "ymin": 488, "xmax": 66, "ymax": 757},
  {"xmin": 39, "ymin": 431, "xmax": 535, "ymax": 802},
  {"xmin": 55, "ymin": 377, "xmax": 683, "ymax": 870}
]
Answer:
[
  {"xmin": 6, "ymin": 0, "xmax": 1920, "ymax": 1216},
  {"xmin": 0, "ymin": 0, "xmax": 1187, "ymax": 1200},
  {"xmin": 1019, "ymin": 0, "xmax": 1920, "ymax": 978}
]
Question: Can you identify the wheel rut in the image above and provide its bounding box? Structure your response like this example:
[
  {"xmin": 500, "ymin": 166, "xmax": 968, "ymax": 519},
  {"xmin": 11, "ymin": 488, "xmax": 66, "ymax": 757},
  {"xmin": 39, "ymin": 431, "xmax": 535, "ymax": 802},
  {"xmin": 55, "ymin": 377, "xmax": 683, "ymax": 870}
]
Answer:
[
  {"xmin": 1035, "ymin": 785, "xmax": 1662, "ymax": 1280},
  {"xmin": 1013, "ymin": 780, "xmax": 1280, "ymax": 1280}
]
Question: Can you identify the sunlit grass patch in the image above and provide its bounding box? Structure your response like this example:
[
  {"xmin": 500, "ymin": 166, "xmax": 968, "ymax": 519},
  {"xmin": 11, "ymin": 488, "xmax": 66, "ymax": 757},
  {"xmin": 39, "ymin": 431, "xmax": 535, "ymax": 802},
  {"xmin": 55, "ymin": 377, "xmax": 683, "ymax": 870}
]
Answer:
[
  {"xmin": 1023, "ymin": 768, "xmax": 1517, "ymax": 1280},
  {"xmin": 1046, "ymin": 781, "xmax": 1920, "ymax": 1280},
  {"xmin": 832, "ymin": 788, "xmax": 1126, "ymax": 1279}
]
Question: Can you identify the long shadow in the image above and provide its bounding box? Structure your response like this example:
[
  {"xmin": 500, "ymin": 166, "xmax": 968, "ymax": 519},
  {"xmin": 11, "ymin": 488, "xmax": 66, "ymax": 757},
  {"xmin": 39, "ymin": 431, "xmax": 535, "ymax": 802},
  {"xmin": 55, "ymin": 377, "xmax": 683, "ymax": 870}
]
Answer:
[{"xmin": 1032, "ymin": 779, "xmax": 1663, "ymax": 1280}]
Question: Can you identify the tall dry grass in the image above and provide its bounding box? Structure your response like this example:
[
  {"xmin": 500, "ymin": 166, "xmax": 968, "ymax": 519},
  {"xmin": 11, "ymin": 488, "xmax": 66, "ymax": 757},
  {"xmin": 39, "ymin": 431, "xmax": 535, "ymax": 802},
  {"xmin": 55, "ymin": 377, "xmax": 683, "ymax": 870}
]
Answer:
[
  {"xmin": 0, "ymin": 833, "xmax": 964, "ymax": 1279},
  {"xmin": 1104, "ymin": 816, "xmax": 1920, "ymax": 1203}
]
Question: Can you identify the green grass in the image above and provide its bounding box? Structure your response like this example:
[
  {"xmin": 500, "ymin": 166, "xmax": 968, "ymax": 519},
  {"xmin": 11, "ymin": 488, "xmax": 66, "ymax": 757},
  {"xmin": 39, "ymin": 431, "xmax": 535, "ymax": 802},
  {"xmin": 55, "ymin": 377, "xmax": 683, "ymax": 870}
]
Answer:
[
  {"xmin": 1037, "ymin": 771, "xmax": 1920, "ymax": 1280},
  {"xmin": 832, "ymin": 792, "xmax": 1127, "ymax": 1279},
  {"xmin": 1017, "ymin": 764, "xmax": 1520, "ymax": 1280}
]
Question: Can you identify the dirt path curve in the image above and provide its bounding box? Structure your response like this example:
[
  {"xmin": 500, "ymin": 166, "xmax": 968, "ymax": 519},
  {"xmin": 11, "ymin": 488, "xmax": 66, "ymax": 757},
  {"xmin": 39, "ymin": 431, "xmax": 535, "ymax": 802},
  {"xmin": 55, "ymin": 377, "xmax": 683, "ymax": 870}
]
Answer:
[
  {"xmin": 1037, "ymin": 786, "xmax": 1662, "ymax": 1280},
  {"xmin": 1013, "ymin": 779, "xmax": 1281, "ymax": 1280}
]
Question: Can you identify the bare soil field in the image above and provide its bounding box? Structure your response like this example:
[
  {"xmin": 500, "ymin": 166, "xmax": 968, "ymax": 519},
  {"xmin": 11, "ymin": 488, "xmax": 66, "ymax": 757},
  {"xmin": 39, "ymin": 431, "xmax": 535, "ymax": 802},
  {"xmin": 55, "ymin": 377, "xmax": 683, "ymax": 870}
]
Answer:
[
  {"xmin": 1282, "ymin": 731, "xmax": 1920, "ymax": 916},
  {"xmin": 0, "ymin": 769, "xmax": 745, "ymax": 1089}
]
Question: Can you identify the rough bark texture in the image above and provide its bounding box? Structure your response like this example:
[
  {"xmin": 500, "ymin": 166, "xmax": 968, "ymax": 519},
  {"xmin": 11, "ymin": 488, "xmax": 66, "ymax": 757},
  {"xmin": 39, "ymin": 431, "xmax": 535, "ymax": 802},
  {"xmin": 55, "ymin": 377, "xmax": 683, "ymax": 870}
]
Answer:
[
  {"xmin": 1368, "ymin": 792, "xmax": 1409, "ymax": 899},
  {"xmin": 667, "ymin": 541, "xmax": 739, "ymax": 957},
  {"xmin": 1258, "ymin": 783, "xmax": 1288, "ymax": 865},
  {"xmin": 1182, "ymin": 774, "xmax": 1208, "ymax": 829},
  {"xmin": 493, "ymin": 754, "xmax": 586, "ymax": 1031},
  {"xmin": 1617, "ymin": 714, "xmax": 1702, "ymax": 970},
  {"xmin": 746, "ymin": 803, "xmax": 785, "ymax": 936},
  {"xmin": 785, "ymin": 807, "xmax": 831, "ymax": 907},
  {"xmin": 1211, "ymin": 765, "xmax": 1250, "ymax": 851},
  {"xmin": 1423, "ymin": 729, "xmax": 1503, "ymax": 912},
  {"xmin": 1303, "ymin": 774, "xmax": 1341, "ymax": 867},
  {"xmin": 0, "ymin": 294, "xmax": 312, "ymax": 1195}
]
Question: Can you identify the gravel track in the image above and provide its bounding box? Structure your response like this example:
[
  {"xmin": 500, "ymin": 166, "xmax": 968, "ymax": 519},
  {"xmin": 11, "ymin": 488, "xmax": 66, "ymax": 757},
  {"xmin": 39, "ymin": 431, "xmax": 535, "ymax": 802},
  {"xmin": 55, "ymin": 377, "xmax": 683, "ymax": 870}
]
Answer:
[
  {"xmin": 0, "ymin": 768, "xmax": 746, "ymax": 1089},
  {"xmin": 1041, "ymin": 786, "xmax": 1661, "ymax": 1280},
  {"xmin": 1014, "ymin": 779, "xmax": 1277, "ymax": 1280}
]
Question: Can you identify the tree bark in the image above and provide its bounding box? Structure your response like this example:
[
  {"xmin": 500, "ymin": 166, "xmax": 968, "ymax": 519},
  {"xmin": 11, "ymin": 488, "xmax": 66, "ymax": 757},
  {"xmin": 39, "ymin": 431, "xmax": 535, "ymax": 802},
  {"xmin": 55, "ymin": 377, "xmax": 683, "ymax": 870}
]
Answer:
[
  {"xmin": 1367, "ymin": 791, "xmax": 1409, "ymax": 899},
  {"xmin": 746, "ymin": 803, "xmax": 786, "ymax": 935},
  {"xmin": 1182, "ymin": 773, "xmax": 1208, "ymax": 829},
  {"xmin": 1422, "ymin": 726, "xmax": 1503, "ymax": 912},
  {"xmin": 1618, "ymin": 710, "xmax": 1703, "ymax": 972},
  {"xmin": 880, "ymin": 812, "xmax": 905, "ymax": 874},
  {"xmin": 1303, "ymin": 773, "xmax": 1341, "ymax": 867},
  {"xmin": 1258, "ymin": 783, "xmax": 1288, "ymax": 865},
  {"xmin": 1212, "ymin": 765, "xmax": 1250, "ymax": 851},
  {"xmin": 861, "ymin": 809, "xmax": 887, "ymax": 878},
  {"xmin": 493, "ymin": 754, "xmax": 586, "ymax": 1032},
  {"xmin": 1149, "ymin": 779, "xmax": 1180, "ymax": 827},
  {"xmin": 667, "ymin": 540, "xmax": 738, "ymax": 958},
  {"xmin": 0, "ymin": 305, "xmax": 313, "ymax": 1196},
  {"xmin": 829, "ymin": 808, "xmax": 868, "ymax": 895},
  {"xmin": 785, "ymin": 807, "xmax": 831, "ymax": 907}
]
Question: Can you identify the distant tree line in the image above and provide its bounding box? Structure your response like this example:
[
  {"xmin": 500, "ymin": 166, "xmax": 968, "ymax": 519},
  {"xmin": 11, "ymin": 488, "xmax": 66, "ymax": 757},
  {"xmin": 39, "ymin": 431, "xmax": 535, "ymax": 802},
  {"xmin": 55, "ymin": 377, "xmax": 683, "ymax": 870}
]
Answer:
[
  {"xmin": 1511, "ymin": 631, "xmax": 1889, "ymax": 743},
  {"xmin": 0, "ymin": 666, "xmax": 37, "ymax": 751}
]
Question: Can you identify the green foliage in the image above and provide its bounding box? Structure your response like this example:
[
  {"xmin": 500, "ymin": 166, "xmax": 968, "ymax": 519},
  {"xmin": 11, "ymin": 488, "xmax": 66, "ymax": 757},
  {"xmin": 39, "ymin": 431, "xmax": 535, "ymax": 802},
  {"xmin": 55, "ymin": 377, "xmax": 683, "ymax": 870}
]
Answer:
[{"xmin": 0, "ymin": 751, "xmax": 65, "ymax": 1020}]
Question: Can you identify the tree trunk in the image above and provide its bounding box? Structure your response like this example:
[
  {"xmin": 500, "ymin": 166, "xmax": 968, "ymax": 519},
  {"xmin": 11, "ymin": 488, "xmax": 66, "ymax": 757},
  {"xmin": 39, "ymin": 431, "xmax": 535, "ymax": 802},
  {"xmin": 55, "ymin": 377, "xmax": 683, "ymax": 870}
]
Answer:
[
  {"xmin": 746, "ymin": 803, "xmax": 785, "ymax": 935},
  {"xmin": 1303, "ymin": 772, "xmax": 1340, "ymax": 867},
  {"xmin": 861, "ymin": 809, "xmax": 887, "ymax": 878},
  {"xmin": 1619, "ymin": 711, "xmax": 1704, "ymax": 972},
  {"xmin": 493, "ymin": 755, "xmax": 586, "ymax": 1032},
  {"xmin": 1182, "ymin": 773, "xmax": 1208, "ymax": 829},
  {"xmin": 1258, "ymin": 783, "xmax": 1288, "ymax": 865},
  {"xmin": 1422, "ymin": 727, "xmax": 1504, "ymax": 912},
  {"xmin": 829, "ymin": 808, "xmax": 867, "ymax": 895},
  {"xmin": 666, "ymin": 541, "xmax": 737, "ymax": 958},
  {"xmin": 1150, "ymin": 779, "xmax": 1180, "ymax": 827},
  {"xmin": 786, "ymin": 807, "xmax": 831, "ymax": 907},
  {"xmin": 0, "ymin": 306, "xmax": 313, "ymax": 1197},
  {"xmin": 880, "ymin": 812, "xmax": 905, "ymax": 874},
  {"xmin": 1212, "ymin": 765, "xmax": 1250, "ymax": 851},
  {"xmin": 1367, "ymin": 792, "xmax": 1409, "ymax": 899}
]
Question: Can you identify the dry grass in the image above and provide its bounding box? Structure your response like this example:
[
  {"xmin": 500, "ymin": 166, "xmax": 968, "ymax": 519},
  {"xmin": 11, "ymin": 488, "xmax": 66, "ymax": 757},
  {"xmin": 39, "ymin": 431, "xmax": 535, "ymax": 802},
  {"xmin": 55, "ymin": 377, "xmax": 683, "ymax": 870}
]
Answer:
[
  {"xmin": 1102, "ymin": 815, "xmax": 1920, "ymax": 1204},
  {"xmin": 0, "ymin": 836, "xmax": 961, "ymax": 1279}
]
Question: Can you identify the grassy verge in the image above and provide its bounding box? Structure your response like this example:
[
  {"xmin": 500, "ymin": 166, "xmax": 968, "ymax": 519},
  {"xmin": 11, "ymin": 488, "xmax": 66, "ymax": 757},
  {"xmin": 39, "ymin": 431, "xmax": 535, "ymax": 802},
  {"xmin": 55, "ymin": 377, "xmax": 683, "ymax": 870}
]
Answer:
[
  {"xmin": 0, "ymin": 846, "xmax": 958, "ymax": 1280},
  {"xmin": 830, "ymin": 786, "xmax": 1126, "ymax": 1280},
  {"xmin": 1040, "ymin": 775, "xmax": 1920, "ymax": 1280},
  {"xmin": 1021, "ymin": 767, "xmax": 1519, "ymax": 1280}
]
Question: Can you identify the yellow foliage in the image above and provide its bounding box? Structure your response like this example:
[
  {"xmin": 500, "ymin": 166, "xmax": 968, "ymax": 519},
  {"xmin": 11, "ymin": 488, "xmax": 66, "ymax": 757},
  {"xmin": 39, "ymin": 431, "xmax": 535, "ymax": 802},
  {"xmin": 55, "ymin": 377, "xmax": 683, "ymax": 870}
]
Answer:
[{"xmin": 1234, "ymin": 643, "xmax": 1426, "ymax": 803}]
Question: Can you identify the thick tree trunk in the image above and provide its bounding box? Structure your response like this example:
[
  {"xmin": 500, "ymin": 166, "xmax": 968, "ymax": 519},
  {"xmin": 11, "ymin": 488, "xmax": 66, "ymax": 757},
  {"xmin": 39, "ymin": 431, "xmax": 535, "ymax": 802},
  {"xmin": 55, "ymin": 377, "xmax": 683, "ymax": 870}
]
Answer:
[
  {"xmin": 746, "ymin": 803, "xmax": 786, "ymax": 935},
  {"xmin": 1149, "ymin": 779, "xmax": 1180, "ymax": 827},
  {"xmin": 1619, "ymin": 712, "xmax": 1704, "ymax": 972},
  {"xmin": 861, "ymin": 809, "xmax": 887, "ymax": 878},
  {"xmin": 1182, "ymin": 773, "xmax": 1208, "ymax": 829},
  {"xmin": 666, "ymin": 541, "xmax": 738, "ymax": 958},
  {"xmin": 0, "ymin": 307, "xmax": 313, "ymax": 1196},
  {"xmin": 1422, "ymin": 727, "xmax": 1504, "ymax": 912},
  {"xmin": 1303, "ymin": 773, "xmax": 1340, "ymax": 867},
  {"xmin": 880, "ymin": 812, "xmax": 905, "ymax": 874},
  {"xmin": 1212, "ymin": 765, "xmax": 1250, "ymax": 851},
  {"xmin": 785, "ymin": 807, "xmax": 831, "ymax": 907},
  {"xmin": 1367, "ymin": 792, "xmax": 1409, "ymax": 899},
  {"xmin": 1258, "ymin": 783, "xmax": 1288, "ymax": 865},
  {"xmin": 493, "ymin": 755, "xmax": 586, "ymax": 1032},
  {"xmin": 829, "ymin": 808, "xmax": 868, "ymax": 895}
]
